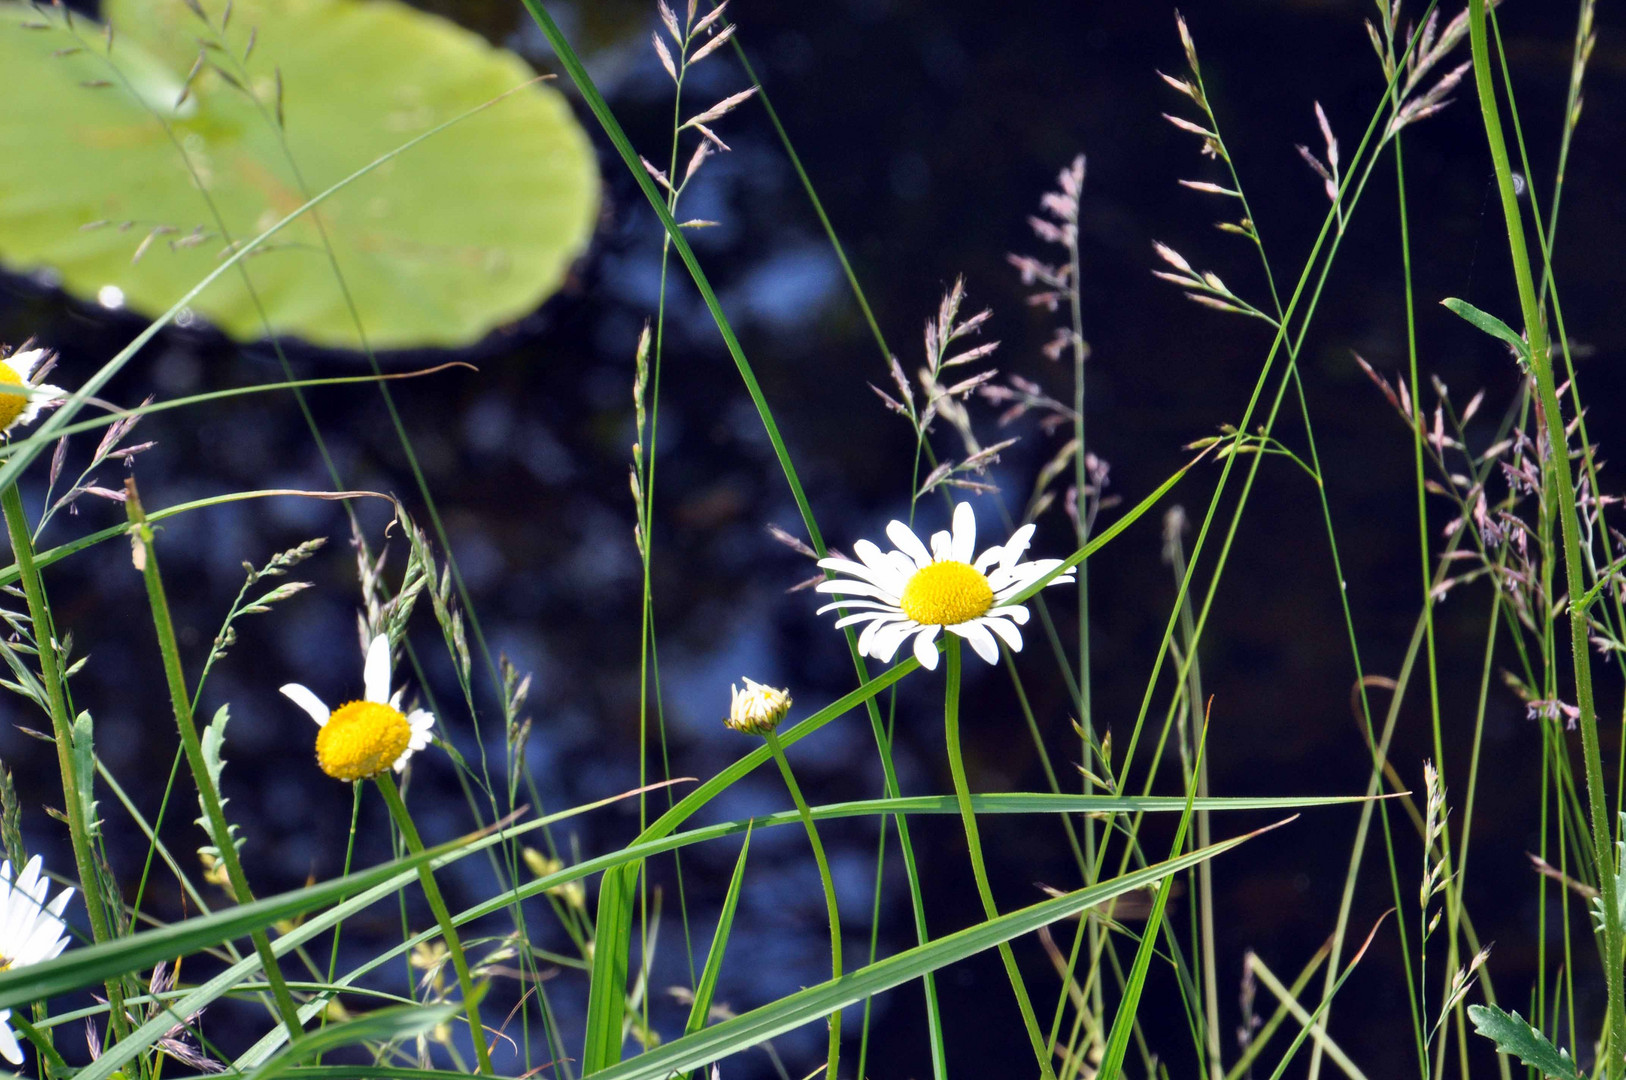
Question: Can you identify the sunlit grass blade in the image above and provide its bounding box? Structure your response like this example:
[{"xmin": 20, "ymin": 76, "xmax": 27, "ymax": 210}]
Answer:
[
  {"xmin": 1100, "ymin": 712, "xmax": 1213, "ymax": 1079},
  {"xmin": 247, "ymin": 1001, "xmax": 462, "ymax": 1080},
  {"xmin": 1248, "ymin": 952, "xmax": 1370, "ymax": 1080},
  {"xmin": 678, "ymin": 824, "xmax": 752, "ymax": 1080},
  {"xmin": 0, "ymin": 825, "xmax": 489, "ymax": 1013},
  {"xmin": 0, "ymin": 488, "xmax": 384, "ymax": 587},
  {"xmin": 1264, "ymin": 914, "xmax": 1391, "ymax": 1080},
  {"xmin": 587, "ymin": 820, "xmax": 1283, "ymax": 1080}
]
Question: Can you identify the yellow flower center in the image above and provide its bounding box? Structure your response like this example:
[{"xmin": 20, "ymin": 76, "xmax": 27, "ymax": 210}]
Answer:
[
  {"xmin": 316, "ymin": 700, "xmax": 411, "ymax": 782},
  {"xmin": 899, "ymin": 560, "xmax": 995, "ymax": 626},
  {"xmin": 0, "ymin": 364, "xmax": 28, "ymax": 432}
]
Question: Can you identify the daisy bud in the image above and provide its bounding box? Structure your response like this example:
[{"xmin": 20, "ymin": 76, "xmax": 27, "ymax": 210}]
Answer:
[{"xmin": 727, "ymin": 677, "xmax": 792, "ymax": 735}]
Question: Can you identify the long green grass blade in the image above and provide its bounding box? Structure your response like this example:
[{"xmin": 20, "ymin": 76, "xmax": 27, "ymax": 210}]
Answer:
[
  {"xmin": 678, "ymin": 825, "xmax": 752, "ymax": 1080},
  {"xmin": 248, "ymin": 1002, "xmax": 462, "ymax": 1080},
  {"xmin": 0, "ymin": 488, "xmax": 383, "ymax": 588},
  {"xmin": 1100, "ymin": 718, "xmax": 1211, "ymax": 1078},
  {"xmin": 588, "ymin": 822, "xmax": 1276, "ymax": 1080},
  {"xmin": 0, "ymin": 827, "xmax": 479, "ymax": 1011}
]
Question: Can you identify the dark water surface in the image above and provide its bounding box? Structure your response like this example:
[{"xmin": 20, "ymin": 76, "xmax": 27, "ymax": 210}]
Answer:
[{"xmin": 4, "ymin": 0, "xmax": 1626, "ymax": 1075}]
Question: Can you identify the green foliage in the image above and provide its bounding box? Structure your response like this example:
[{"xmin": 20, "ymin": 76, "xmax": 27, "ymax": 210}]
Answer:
[
  {"xmin": 247, "ymin": 1000, "xmax": 462, "ymax": 1080},
  {"xmin": 1441, "ymin": 297, "xmax": 1531, "ymax": 370},
  {"xmin": 591, "ymin": 825, "xmax": 1262, "ymax": 1080},
  {"xmin": 196, "ymin": 704, "xmax": 244, "ymax": 859},
  {"xmin": 0, "ymin": 761, "xmax": 21, "ymax": 868},
  {"xmin": 681, "ymin": 826, "xmax": 751, "ymax": 1055},
  {"xmin": 70, "ymin": 710, "xmax": 99, "ymax": 840},
  {"xmin": 1468, "ymin": 1005, "xmax": 1584, "ymax": 1080},
  {"xmin": 0, "ymin": 0, "xmax": 598, "ymax": 349}
]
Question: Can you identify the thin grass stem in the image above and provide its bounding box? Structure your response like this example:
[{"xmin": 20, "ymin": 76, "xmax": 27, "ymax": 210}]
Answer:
[
  {"xmin": 762, "ymin": 730, "xmax": 842, "ymax": 1080},
  {"xmin": 122, "ymin": 481, "xmax": 304, "ymax": 1043}
]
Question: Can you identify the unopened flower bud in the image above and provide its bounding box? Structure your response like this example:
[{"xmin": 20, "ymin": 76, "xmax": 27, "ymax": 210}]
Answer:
[{"xmin": 727, "ymin": 677, "xmax": 791, "ymax": 735}]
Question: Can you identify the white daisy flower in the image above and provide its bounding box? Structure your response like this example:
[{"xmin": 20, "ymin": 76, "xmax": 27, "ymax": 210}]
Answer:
[
  {"xmin": 815, "ymin": 501, "xmax": 1075, "ymax": 671},
  {"xmin": 280, "ymin": 634, "xmax": 436, "ymax": 783},
  {"xmin": 0, "ymin": 855, "xmax": 75, "ymax": 1066},
  {"xmin": 0, "ymin": 348, "xmax": 65, "ymax": 437}
]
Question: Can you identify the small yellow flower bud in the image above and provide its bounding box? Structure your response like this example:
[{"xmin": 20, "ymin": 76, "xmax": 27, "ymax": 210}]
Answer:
[
  {"xmin": 523, "ymin": 846, "xmax": 562, "ymax": 880},
  {"xmin": 524, "ymin": 846, "xmax": 587, "ymax": 908},
  {"xmin": 199, "ymin": 850, "xmax": 231, "ymax": 889},
  {"xmin": 727, "ymin": 678, "xmax": 792, "ymax": 735}
]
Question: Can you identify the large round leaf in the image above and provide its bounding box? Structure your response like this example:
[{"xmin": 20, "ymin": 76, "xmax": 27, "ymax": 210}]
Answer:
[{"xmin": 0, "ymin": 0, "xmax": 599, "ymax": 350}]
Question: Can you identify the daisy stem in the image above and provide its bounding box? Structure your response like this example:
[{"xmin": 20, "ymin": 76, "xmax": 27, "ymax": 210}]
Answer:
[
  {"xmin": 374, "ymin": 770, "xmax": 494, "ymax": 1075},
  {"xmin": 762, "ymin": 729, "xmax": 842, "ymax": 1080},
  {"xmin": 0, "ymin": 481, "xmax": 129, "ymax": 1041},
  {"xmin": 123, "ymin": 482, "xmax": 306, "ymax": 1045},
  {"xmin": 943, "ymin": 636, "xmax": 1057, "ymax": 1080}
]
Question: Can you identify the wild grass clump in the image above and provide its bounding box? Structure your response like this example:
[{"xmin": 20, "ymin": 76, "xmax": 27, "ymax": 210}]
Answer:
[{"xmin": 0, "ymin": 0, "xmax": 1619, "ymax": 1078}]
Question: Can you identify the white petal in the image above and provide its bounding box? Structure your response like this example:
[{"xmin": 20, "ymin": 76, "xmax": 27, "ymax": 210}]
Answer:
[
  {"xmin": 363, "ymin": 635, "xmax": 392, "ymax": 704},
  {"xmin": 978, "ymin": 615, "xmax": 1025, "ymax": 652},
  {"xmin": 912, "ymin": 625, "xmax": 941, "ymax": 670},
  {"xmin": 999, "ymin": 524, "xmax": 1036, "ymax": 569},
  {"xmin": 813, "ymin": 579, "xmax": 902, "ymax": 603},
  {"xmin": 929, "ymin": 530, "xmax": 952, "ymax": 561},
  {"xmin": 858, "ymin": 614, "xmax": 908, "ymax": 656},
  {"xmin": 987, "ymin": 565, "xmax": 1025, "ymax": 592},
  {"xmin": 886, "ymin": 549, "xmax": 920, "ymax": 582},
  {"xmin": 816, "ymin": 599, "xmax": 903, "ymax": 616},
  {"xmin": 871, "ymin": 621, "xmax": 916, "ymax": 663},
  {"xmin": 817, "ymin": 556, "xmax": 906, "ymax": 593},
  {"xmin": 3, "ymin": 349, "xmax": 43, "ymax": 382},
  {"xmin": 885, "ymin": 519, "xmax": 933, "ymax": 570},
  {"xmin": 406, "ymin": 709, "xmax": 436, "ymax": 750},
  {"xmin": 20, "ymin": 912, "xmax": 67, "ymax": 965},
  {"xmin": 0, "ymin": 1011, "xmax": 22, "ymax": 1065},
  {"xmin": 949, "ymin": 619, "xmax": 1000, "ymax": 664},
  {"xmin": 833, "ymin": 611, "xmax": 889, "ymax": 630},
  {"xmin": 44, "ymin": 887, "xmax": 73, "ymax": 920},
  {"xmin": 974, "ymin": 543, "xmax": 1005, "ymax": 573},
  {"xmin": 851, "ymin": 539, "xmax": 910, "ymax": 594},
  {"xmin": 988, "ymin": 603, "xmax": 1031, "ymax": 625},
  {"xmin": 279, "ymin": 684, "xmax": 331, "ymax": 727},
  {"xmin": 950, "ymin": 502, "xmax": 977, "ymax": 563},
  {"xmin": 9, "ymin": 385, "xmax": 64, "ymax": 431}
]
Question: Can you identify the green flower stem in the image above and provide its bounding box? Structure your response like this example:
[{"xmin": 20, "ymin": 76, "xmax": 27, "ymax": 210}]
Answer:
[
  {"xmin": 0, "ymin": 482, "xmax": 129, "ymax": 1040},
  {"xmin": 1466, "ymin": 3, "xmax": 1624, "ymax": 1073},
  {"xmin": 123, "ymin": 483, "xmax": 305, "ymax": 1045},
  {"xmin": 943, "ymin": 637, "xmax": 1057, "ymax": 1079},
  {"xmin": 373, "ymin": 770, "xmax": 493, "ymax": 1075},
  {"xmin": 762, "ymin": 729, "xmax": 842, "ymax": 1080}
]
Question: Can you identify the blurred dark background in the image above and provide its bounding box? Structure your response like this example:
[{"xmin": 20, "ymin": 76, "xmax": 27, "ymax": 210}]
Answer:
[{"xmin": 3, "ymin": 0, "xmax": 1625, "ymax": 1075}]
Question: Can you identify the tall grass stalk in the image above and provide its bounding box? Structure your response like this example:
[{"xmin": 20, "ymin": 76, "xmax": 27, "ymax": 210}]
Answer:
[
  {"xmin": 0, "ymin": 482, "xmax": 129, "ymax": 1040},
  {"xmin": 762, "ymin": 730, "xmax": 842, "ymax": 1080},
  {"xmin": 122, "ymin": 482, "xmax": 305, "ymax": 1042},
  {"xmin": 1467, "ymin": 2, "xmax": 1623, "ymax": 1071}
]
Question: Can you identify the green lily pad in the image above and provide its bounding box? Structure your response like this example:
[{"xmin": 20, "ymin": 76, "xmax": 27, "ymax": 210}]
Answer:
[{"xmin": 0, "ymin": 0, "xmax": 599, "ymax": 350}]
